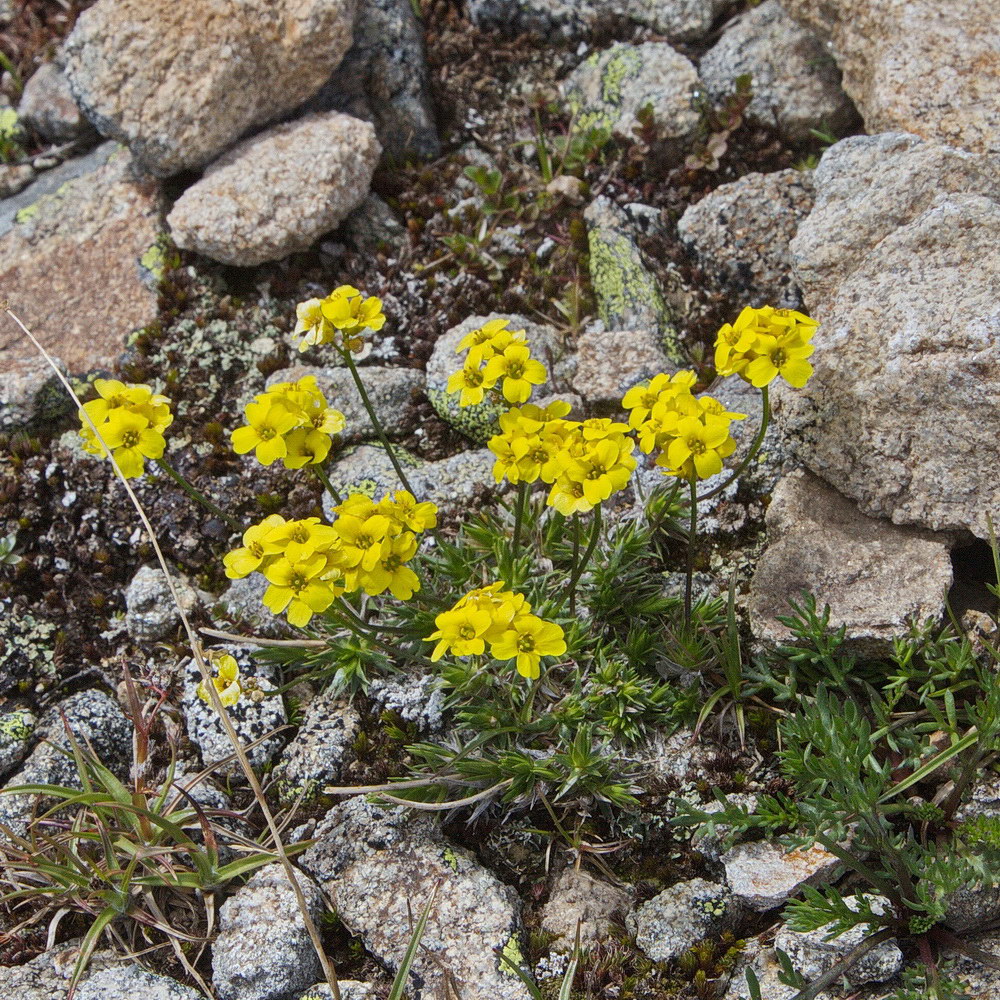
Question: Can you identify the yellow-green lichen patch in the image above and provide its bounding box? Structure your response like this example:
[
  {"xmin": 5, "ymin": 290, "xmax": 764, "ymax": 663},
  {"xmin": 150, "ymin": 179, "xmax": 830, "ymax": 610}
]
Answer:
[
  {"xmin": 426, "ymin": 385, "xmax": 505, "ymax": 445},
  {"xmin": 499, "ymin": 932, "xmax": 526, "ymax": 977},
  {"xmin": 0, "ymin": 708, "xmax": 34, "ymax": 742}
]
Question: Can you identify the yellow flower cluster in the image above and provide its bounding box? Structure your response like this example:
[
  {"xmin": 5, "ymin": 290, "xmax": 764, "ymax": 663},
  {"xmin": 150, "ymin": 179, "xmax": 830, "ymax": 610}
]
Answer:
[
  {"xmin": 231, "ymin": 375, "xmax": 346, "ymax": 468},
  {"xmin": 488, "ymin": 402, "xmax": 637, "ymax": 515},
  {"xmin": 447, "ymin": 318, "xmax": 548, "ymax": 406},
  {"xmin": 623, "ymin": 371, "xmax": 745, "ymax": 481},
  {"xmin": 196, "ymin": 652, "xmax": 242, "ymax": 708},
  {"xmin": 426, "ymin": 582, "xmax": 567, "ymax": 679},
  {"xmin": 714, "ymin": 305, "xmax": 818, "ymax": 388},
  {"xmin": 223, "ymin": 491, "xmax": 436, "ymax": 626},
  {"xmin": 293, "ymin": 285, "xmax": 386, "ymax": 353},
  {"xmin": 78, "ymin": 378, "xmax": 173, "ymax": 479}
]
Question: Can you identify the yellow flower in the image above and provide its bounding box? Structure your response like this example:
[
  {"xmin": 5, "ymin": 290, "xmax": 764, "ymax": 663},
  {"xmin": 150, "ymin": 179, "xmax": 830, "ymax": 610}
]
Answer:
[
  {"xmin": 267, "ymin": 516, "xmax": 340, "ymax": 563},
  {"xmin": 282, "ymin": 427, "xmax": 333, "ymax": 469},
  {"xmin": 427, "ymin": 606, "xmax": 496, "ymax": 660},
  {"xmin": 547, "ymin": 477, "xmax": 591, "ymax": 517},
  {"xmin": 744, "ymin": 330, "xmax": 815, "ymax": 388},
  {"xmin": 566, "ymin": 436, "xmax": 636, "ymax": 507},
  {"xmin": 378, "ymin": 490, "xmax": 438, "ymax": 533},
  {"xmin": 262, "ymin": 554, "xmax": 341, "ymax": 627},
  {"xmin": 663, "ymin": 414, "xmax": 736, "ymax": 480},
  {"xmin": 714, "ymin": 307, "xmax": 765, "ymax": 374},
  {"xmin": 231, "ymin": 398, "xmax": 299, "ymax": 466},
  {"xmin": 483, "ymin": 344, "xmax": 548, "ymax": 404},
  {"xmin": 334, "ymin": 510, "xmax": 394, "ymax": 574},
  {"xmin": 320, "ymin": 285, "xmax": 386, "ymax": 351},
  {"xmin": 197, "ymin": 653, "xmax": 242, "ymax": 708},
  {"xmin": 223, "ymin": 514, "xmax": 287, "ymax": 579},
  {"xmin": 292, "ymin": 298, "xmax": 335, "ymax": 352},
  {"xmin": 457, "ymin": 317, "xmax": 526, "ymax": 365},
  {"xmin": 99, "ymin": 409, "xmax": 166, "ymax": 478},
  {"xmin": 446, "ymin": 363, "xmax": 497, "ymax": 407},
  {"xmin": 361, "ymin": 532, "xmax": 420, "ymax": 599},
  {"xmin": 490, "ymin": 615, "xmax": 567, "ymax": 679},
  {"xmin": 488, "ymin": 433, "xmax": 532, "ymax": 484}
]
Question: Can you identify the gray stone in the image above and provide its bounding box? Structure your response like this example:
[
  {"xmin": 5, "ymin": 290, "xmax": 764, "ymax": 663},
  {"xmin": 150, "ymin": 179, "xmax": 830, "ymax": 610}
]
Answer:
[
  {"xmin": 305, "ymin": 0, "xmax": 439, "ymax": 161},
  {"xmin": 367, "ymin": 672, "xmax": 446, "ymax": 733},
  {"xmin": 946, "ymin": 929, "xmax": 1000, "ymax": 998},
  {"xmin": 0, "ymin": 705, "xmax": 36, "ymax": 778},
  {"xmin": 167, "ymin": 112, "xmax": 380, "ymax": 267},
  {"xmin": 626, "ymin": 878, "xmax": 736, "ymax": 963},
  {"xmin": 265, "ymin": 363, "xmax": 423, "ymax": 444},
  {"xmin": 781, "ymin": 0, "xmax": 1000, "ymax": 154},
  {"xmin": 572, "ymin": 329, "xmax": 674, "ymax": 408},
  {"xmin": 18, "ymin": 62, "xmax": 96, "ymax": 145},
  {"xmin": 322, "ymin": 443, "xmax": 500, "ymax": 525},
  {"xmin": 272, "ymin": 690, "xmax": 361, "ymax": 806},
  {"xmin": 699, "ymin": 1, "xmax": 855, "ymax": 143},
  {"xmin": 0, "ymin": 354, "xmax": 72, "ymax": 432},
  {"xmin": 721, "ymin": 838, "xmax": 844, "ymax": 913},
  {"xmin": 217, "ymin": 573, "xmax": 288, "ymax": 638},
  {"xmin": 0, "ymin": 941, "xmax": 121, "ymax": 998},
  {"xmin": 0, "ymin": 144, "xmax": 162, "ymax": 376},
  {"xmin": 779, "ymin": 141, "xmax": 1000, "ymax": 537},
  {"xmin": 722, "ymin": 941, "xmax": 834, "ymax": 1000},
  {"xmin": 426, "ymin": 312, "xmax": 571, "ymax": 443},
  {"xmin": 541, "ymin": 868, "xmax": 632, "ymax": 949},
  {"xmin": 124, "ymin": 565, "xmax": 201, "ymax": 643},
  {"xmin": 561, "ymin": 42, "xmax": 699, "ymax": 142},
  {"xmin": 747, "ymin": 470, "xmax": 953, "ymax": 655},
  {"xmin": 301, "ymin": 798, "xmax": 530, "ymax": 1000},
  {"xmin": 468, "ymin": 0, "xmax": 732, "ymax": 43},
  {"xmin": 0, "ymin": 162, "xmax": 35, "ymax": 198},
  {"xmin": 213, "ymin": 865, "xmax": 324, "ymax": 1000},
  {"xmin": 342, "ymin": 193, "xmax": 406, "ymax": 256},
  {"xmin": 0, "ymin": 689, "xmax": 131, "ymax": 837},
  {"xmin": 62, "ymin": 0, "xmax": 356, "ymax": 176},
  {"xmin": 584, "ymin": 198, "xmax": 681, "ymax": 360},
  {"xmin": 789, "ymin": 133, "xmax": 1000, "ymax": 307},
  {"xmin": 181, "ymin": 646, "xmax": 287, "ymax": 773},
  {"xmin": 773, "ymin": 895, "xmax": 903, "ymax": 987},
  {"xmin": 0, "ymin": 139, "xmax": 116, "ymax": 238},
  {"xmin": 76, "ymin": 965, "xmax": 204, "ymax": 1000},
  {"xmin": 943, "ymin": 883, "xmax": 1000, "ymax": 935},
  {"xmin": 677, "ymin": 169, "xmax": 815, "ymax": 309}
]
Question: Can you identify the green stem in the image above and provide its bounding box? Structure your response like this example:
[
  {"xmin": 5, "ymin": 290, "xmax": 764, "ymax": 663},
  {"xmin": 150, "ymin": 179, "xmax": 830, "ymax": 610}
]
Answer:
[
  {"xmin": 340, "ymin": 347, "xmax": 414, "ymax": 494},
  {"xmin": 155, "ymin": 458, "xmax": 241, "ymax": 532},
  {"xmin": 696, "ymin": 384, "xmax": 769, "ymax": 503},
  {"xmin": 312, "ymin": 464, "xmax": 344, "ymax": 505},
  {"xmin": 562, "ymin": 506, "xmax": 602, "ymax": 616},
  {"xmin": 569, "ymin": 515, "xmax": 581, "ymax": 617},
  {"xmin": 685, "ymin": 475, "xmax": 697, "ymax": 620},
  {"xmin": 512, "ymin": 481, "xmax": 528, "ymax": 554}
]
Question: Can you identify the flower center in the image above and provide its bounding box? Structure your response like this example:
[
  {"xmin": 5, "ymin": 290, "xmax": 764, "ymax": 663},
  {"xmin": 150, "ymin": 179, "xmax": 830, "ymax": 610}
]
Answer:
[
  {"xmin": 771, "ymin": 348, "xmax": 787, "ymax": 367},
  {"xmin": 121, "ymin": 430, "xmax": 140, "ymax": 448},
  {"xmin": 465, "ymin": 369, "xmax": 483, "ymax": 387},
  {"xmin": 260, "ymin": 426, "xmax": 276, "ymax": 440},
  {"xmin": 289, "ymin": 573, "xmax": 308, "ymax": 592},
  {"xmin": 516, "ymin": 634, "xmax": 536, "ymax": 652},
  {"xmin": 249, "ymin": 541, "xmax": 263, "ymax": 558},
  {"xmin": 506, "ymin": 362, "xmax": 525, "ymax": 379},
  {"xmin": 459, "ymin": 625, "xmax": 476, "ymax": 640},
  {"xmin": 290, "ymin": 526, "xmax": 309, "ymax": 542},
  {"xmin": 689, "ymin": 439, "xmax": 707, "ymax": 456}
]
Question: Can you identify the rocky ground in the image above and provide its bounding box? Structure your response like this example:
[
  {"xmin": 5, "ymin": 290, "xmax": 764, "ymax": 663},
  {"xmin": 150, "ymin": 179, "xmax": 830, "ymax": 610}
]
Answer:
[{"xmin": 0, "ymin": 0, "xmax": 998, "ymax": 998}]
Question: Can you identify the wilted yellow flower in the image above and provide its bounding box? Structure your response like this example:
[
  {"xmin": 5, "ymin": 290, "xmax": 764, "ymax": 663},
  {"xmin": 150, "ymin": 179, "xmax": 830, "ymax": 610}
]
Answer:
[
  {"xmin": 293, "ymin": 298, "xmax": 335, "ymax": 352},
  {"xmin": 197, "ymin": 653, "xmax": 242, "ymax": 708}
]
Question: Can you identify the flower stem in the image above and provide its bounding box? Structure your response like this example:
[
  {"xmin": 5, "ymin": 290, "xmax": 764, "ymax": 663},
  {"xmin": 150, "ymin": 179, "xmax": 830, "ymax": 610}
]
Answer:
[
  {"xmin": 569, "ymin": 515, "xmax": 581, "ymax": 617},
  {"xmin": 696, "ymin": 384, "xmax": 769, "ymax": 503},
  {"xmin": 562, "ymin": 505, "xmax": 602, "ymax": 616},
  {"xmin": 155, "ymin": 458, "xmax": 241, "ymax": 532},
  {"xmin": 312, "ymin": 463, "xmax": 344, "ymax": 505},
  {"xmin": 340, "ymin": 346, "xmax": 414, "ymax": 494},
  {"xmin": 512, "ymin": 481, "xmax": 528, "ymax": 554},
  {"xmin": 685, "ymin": 475, "xmax": 697, "ymax": 619}
]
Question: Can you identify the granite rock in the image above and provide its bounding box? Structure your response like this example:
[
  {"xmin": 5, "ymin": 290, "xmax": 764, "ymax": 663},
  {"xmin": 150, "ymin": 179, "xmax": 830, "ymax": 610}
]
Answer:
[
  {"xmin": 124, "ymin": 565, "xmax": 202, "ymax": 643},
  {"xmin": 0, "ymin": 144, "xmax": 162, "ymax": 375},
  {"xmin": 168, "ymin": 112, "xmax": 380, "ymax": 267},
  {"xmin": 781, "ymin": 0, "xmax": 1000, "ymax": 154},
  {"xmin": 0, "ymin": 354, "xmax": 72, "ymax": 432},
  {"xmin": 301, "ymin": 798, "xmax": 530, "ymax": 1000},
  {"xmin": 541, "ymin": 868, "xmax": 632, "ymax": 949},
  {"xmin": 62, "ymin": 0, "xmax": 357, "ymax": 175},
  {"xmin": 213, "ymin": 865, "xmax": 324, "ymax": 1000},
  {"xmin": 18, "ymin": 62, "xmax": 96, "ymax": 145},
  {"xmin": 699, "ymin": 1, "xmax": 855, "ymax": 143},
  {"xmin": 76, "ymin": 966, "xmax": 204, "ymax": 1000},
  {"xmin": 747, "ymin": 471, "xmax": 954, "ymax": 655},
  {"xmin": 678, "ymin": 168, "xmax": 815, "ymax": 309},
  {"xmin": 0, "ymin": 705, "xmax": 36, "ymax": 779},
  {"xmin": 572, "ymin": 329, "xmax": 674, "ymax": 408},
  {"xmin": 562, "ymin": 42, "xmax": 699, "ymax": 142}
]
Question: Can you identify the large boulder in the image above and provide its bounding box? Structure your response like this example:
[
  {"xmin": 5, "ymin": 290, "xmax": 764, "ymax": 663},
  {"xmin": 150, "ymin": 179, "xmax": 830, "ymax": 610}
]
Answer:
[
  {"xmin": 699, "ymin": 1, "xmax": 856, "ymax": 143},
  {"xmin": 0, "ymin": 144, "xmax": 162, "ymax": 375},
  {"xmin": 748, "ymin": 470, "xmax": 954, "ymax": 654},
  {"xmin": 167, "ymin": 112, "xmax": 380, "ymax": 266},
  {"xmin": 62, "ymin": 0, "xmax": 357, "ymax": 176},
  {"xmin": 781, "ymin": 0, "xmax": 1000, "ymax": 154},
  {"xmin": 778, "ymin": 134, "xmax": 1000, "ymax": 537}
]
